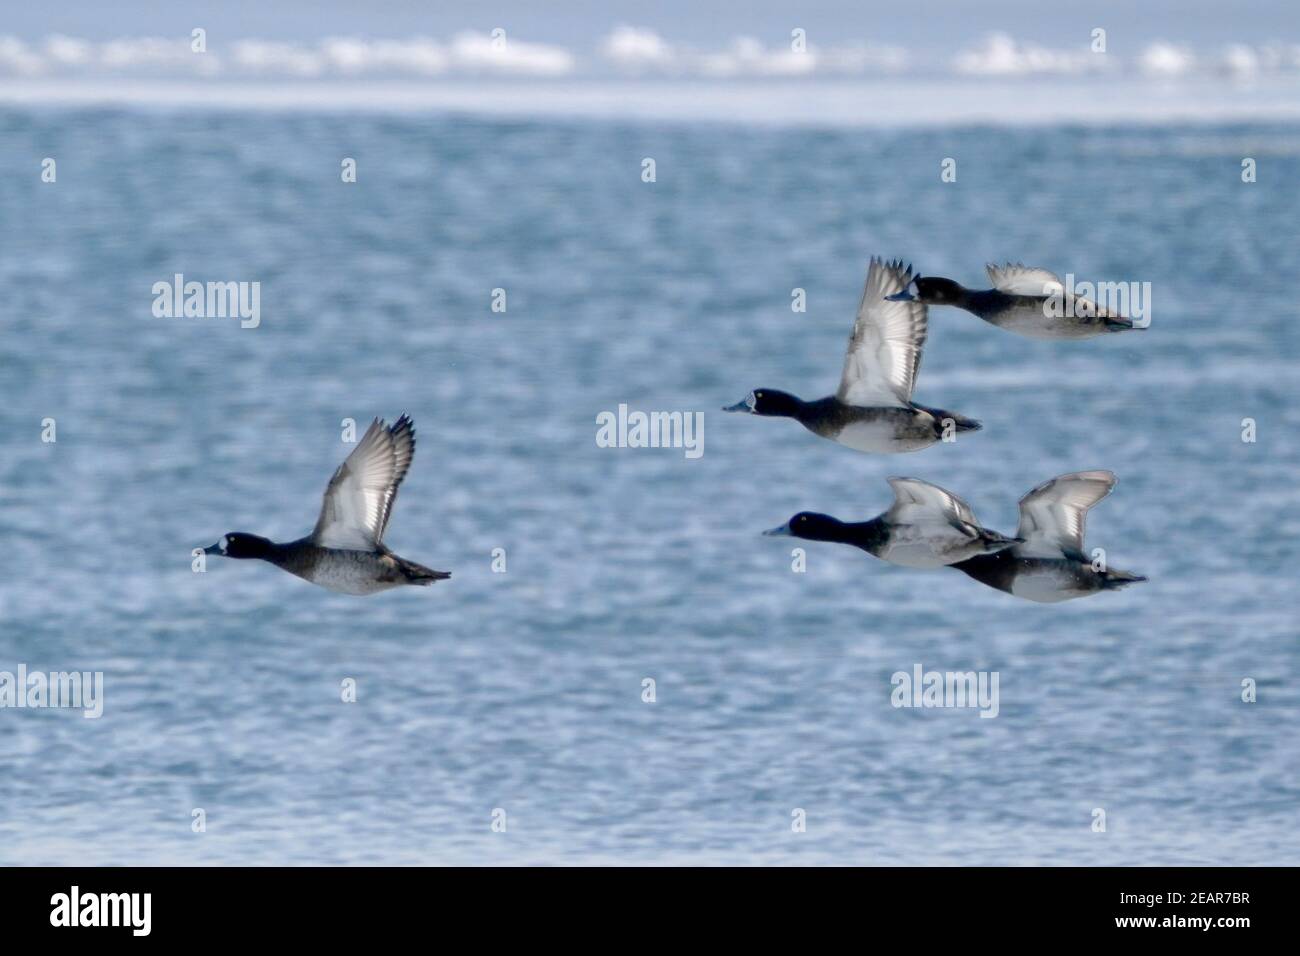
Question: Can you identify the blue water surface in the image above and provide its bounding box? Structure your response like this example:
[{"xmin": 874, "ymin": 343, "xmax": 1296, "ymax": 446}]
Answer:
[{"xmin": 0, "ymin": 107, "xmax": 1296, "ymax": 864}]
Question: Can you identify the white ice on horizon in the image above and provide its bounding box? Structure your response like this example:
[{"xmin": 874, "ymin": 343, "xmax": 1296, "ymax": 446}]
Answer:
[{"xmin": 1, "ymin": 29, "xmax": 1298, "ymax": 82}]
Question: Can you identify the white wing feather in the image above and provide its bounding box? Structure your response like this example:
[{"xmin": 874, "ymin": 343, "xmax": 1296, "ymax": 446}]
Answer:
[
  {"xmin": 837, "ymin": 258, "xmax": 928, "ymax": 408},
  {"xmin": 986, "ymin": 262, "xmax": 1064, "ymax": 297},
  {"xmin": 886, "ymin": 477, "xmax": 979, "ymax": 527},
  {"xmin": 311, "ymin": 415, "xmax": 416, "ymax": 551},
  {"xmin": 1015, "ymin": 470, "xmax": 1115, "ymax": 558}
]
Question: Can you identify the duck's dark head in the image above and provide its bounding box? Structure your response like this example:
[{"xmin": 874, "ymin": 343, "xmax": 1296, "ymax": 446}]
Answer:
[
  {"xmin": 763, "ymin": 511, "xmax": 845, "ymax": 542},
  {"xmin": 204, "ymin": 533, "xmax": 273, "ymax": 560},
  {"xmin": 887, "ymin": 276, "xmax": 963, "ymax": 305},
  {"xmin": 723, "ymin": 388, "xmax": 802, "ymax": 418}
]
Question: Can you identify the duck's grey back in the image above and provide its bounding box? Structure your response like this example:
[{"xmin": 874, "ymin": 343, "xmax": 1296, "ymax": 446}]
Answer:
[{"xmin": 268, "ymin": 539, "xmax": 404, "ymax": 595}]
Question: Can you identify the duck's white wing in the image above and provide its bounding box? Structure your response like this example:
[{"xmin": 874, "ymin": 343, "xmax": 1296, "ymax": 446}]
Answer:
[
  {"xmin": 886, "ymin": 477, "xmax": 979, "ymax": 528},
  {"xmin": 1015, "ymin": 470, "xmax": 1115, "ymax": 558},
  {"xmin": 986, "ymin": 262, "xmax": 1063, "ymax": 296},
  {"xmin": 311, "ymin": 415, "xmax": 416, "ymax": 551},
  {"xmin": 837, "ymin": 257, "xmax": 927, "ymax": 408}
]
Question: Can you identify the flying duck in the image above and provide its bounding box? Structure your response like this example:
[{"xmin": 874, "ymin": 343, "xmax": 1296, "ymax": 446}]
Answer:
[
  {"xmin": 724, "ymin": 257, "xmax": 979, "ymax": 453},
  {"xmin": 951, "ymin": 470, "xmax": 1145, "ymax": 602},
  {"xmin": 763, "ymin": 476, "xmax": 1019, "ymax": 568},
  {"xmin": 203, "ymin": 415, "xmax": 450, "ymax": 595},
  {"xmin": 887, "ymin": 263, "xmax": 1138, "ymax": 340}
]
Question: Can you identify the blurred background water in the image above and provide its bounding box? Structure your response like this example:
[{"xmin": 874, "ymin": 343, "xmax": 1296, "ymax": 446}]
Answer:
[{"xmin": 0, "ymin": 104, "xmax": 1297, "ymax": 865}]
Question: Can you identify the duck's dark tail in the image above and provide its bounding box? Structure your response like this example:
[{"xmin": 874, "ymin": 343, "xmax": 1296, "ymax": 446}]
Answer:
[
  {"xmin": 398, "ymin": 557, "xmax": 452, "ymax": 585},
  {"xmin": 913, "ymin": 403, "xmax": 982, "ymax": 434},
  {"xmin": 1100, "ymin": 568, "xmax": 1146, "ymax": 590}
]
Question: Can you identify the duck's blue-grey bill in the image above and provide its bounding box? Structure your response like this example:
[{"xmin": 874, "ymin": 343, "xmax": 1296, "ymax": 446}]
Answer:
[
  {"xmin": 202, "ymin": 542, "xmax": 222, "ymax": 555},
  {"xmin": 762, "ymin": 523, "xmax": 792, "ymax": 536},
  {"xmin": 885, "ymin": 290, "xmax": 916, "ymax": 302},
  {"xmin": 722, "ymin": 400, "xmax": 751, "ymax": 413}
]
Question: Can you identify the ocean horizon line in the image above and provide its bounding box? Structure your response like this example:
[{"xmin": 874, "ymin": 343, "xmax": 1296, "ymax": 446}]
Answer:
[{"xmin": 4, "ymin": 76, "xmax": 1299, "ymax": 127}]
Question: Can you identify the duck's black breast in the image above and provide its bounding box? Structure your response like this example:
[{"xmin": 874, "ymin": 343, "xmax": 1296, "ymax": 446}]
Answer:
[
  {"xmin": 796, "ymin": 396, "xmax": 854, "ymax": 435},
  {"xmin": 966, "ymin": 289, "xmax": 1022, "ymax": 320},
  {"xmin": 265, "ymin": 538, "xmax": 328, "ymax": 579},
  {"xmin": 843, "ymin": 518, "xmax": 890, "ymax": 555},
  {"xmin": 951, "ymin": 549, "xmax": 1019, "ymax": 594}
]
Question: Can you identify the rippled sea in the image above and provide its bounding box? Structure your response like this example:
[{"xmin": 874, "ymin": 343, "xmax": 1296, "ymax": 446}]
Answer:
[{"xmin": 0, "ymin": 106, "xmax": 1297, "ymax": 865}]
